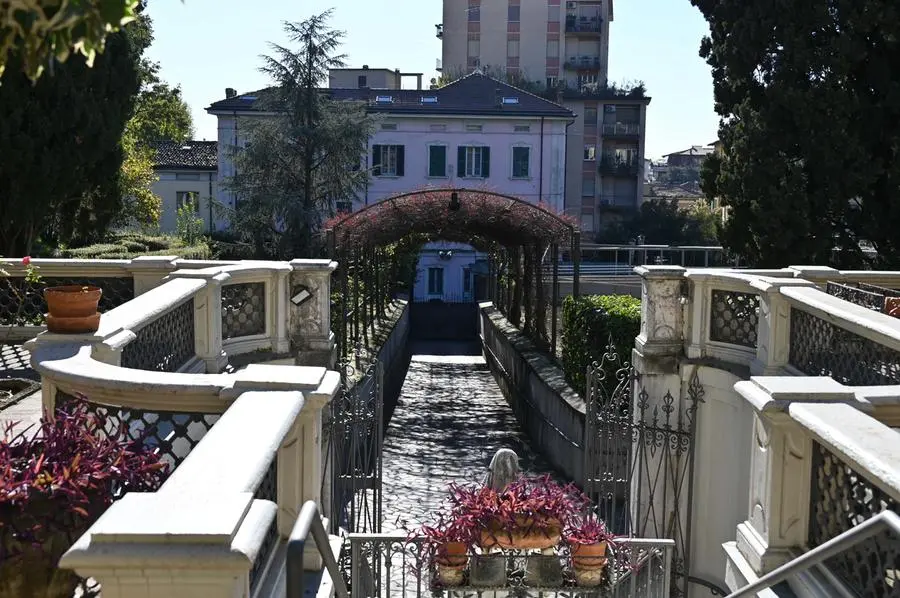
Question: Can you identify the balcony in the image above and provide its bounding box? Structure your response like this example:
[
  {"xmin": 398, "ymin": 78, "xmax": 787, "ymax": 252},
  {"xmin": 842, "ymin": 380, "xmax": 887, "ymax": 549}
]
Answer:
[
  {"xmin": 598, "ymin": 194, "xmax": 635, "ymax": 208},
  {"xmin": 598, "ymin": 154, "xmax": 641, "ymax": 176},
  {"xmin": 565, "ymin": 17, "xmax": 602, "ymax": 36},
  {"xmin": 563, "ymin": 55, "xmax": 602, "ymax": 71},
  {"xmin": 601, "ymin": 122, "xmax": 641, "ymax": 138}
]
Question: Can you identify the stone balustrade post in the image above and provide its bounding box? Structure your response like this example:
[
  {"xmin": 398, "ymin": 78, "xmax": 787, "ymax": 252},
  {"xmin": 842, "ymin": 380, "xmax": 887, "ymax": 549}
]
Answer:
[
  {"xmin": 749, "ymin": 279, "xmax": 816, "ymax": 376},
  {"xmin": 126, "ymin": 256, "xmax": 180, "ymax": 296},
  {"xmin": 726, "ymin": 376, "xmax": 862, "ymax": 588},
  {"xmin": 634, "ymin": 265, "xmax": 686, "ymax": 360},
  {"xmin": 289, "ymin": 259, "xmax": 338, "ymax": 367},
  {"xmin": 168, "ymin": 269, "xmax": 229, "ymax": 373},
  {"xmin": 269, "ymin": 267, "xmax": 291, "ymax": 354}
]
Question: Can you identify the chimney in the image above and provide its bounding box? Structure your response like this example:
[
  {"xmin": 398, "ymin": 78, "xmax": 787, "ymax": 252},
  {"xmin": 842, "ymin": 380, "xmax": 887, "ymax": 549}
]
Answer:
[
  {"xmin": 225, "ymin": 87, "xmax": 237, "ymax": 99},
  {"xmin": 363, "ymin": 64, "xmax": 369, "ymax": 70}
]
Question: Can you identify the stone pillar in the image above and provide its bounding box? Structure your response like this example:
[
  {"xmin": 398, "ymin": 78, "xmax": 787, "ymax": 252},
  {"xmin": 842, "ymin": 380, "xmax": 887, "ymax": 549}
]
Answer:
[
  {"xmin": 750, "ymin": 278, "xmax": 816, "ymax": 376},
  {"xmin": 168, "ymin": 269, "xmax": 229, "ymax": 373},
  {"xmin": 726, "ymin": 376, "xmax": 859, "ymax": 587},
  {"xmin": 126, "ymin": 256, "xmax": 179, "ymax": 296},
  {"xmin": 59, "ymin": 491, "xmax": 271, "ymax": 598},
  {"xmin": 289, "ymin": 259, "xmax": 337, "ymax": 368},
  {"xmin": 630, "ymin": 266, "xmax": 686, "ymax": 541}
]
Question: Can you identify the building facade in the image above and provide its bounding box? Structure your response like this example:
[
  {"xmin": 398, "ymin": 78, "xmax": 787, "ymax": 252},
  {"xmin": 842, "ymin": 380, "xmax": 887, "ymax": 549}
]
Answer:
[
  {"xmin": 150, "ymin": 141, "xmax": 218, "ymax": 234},
  {"xmin": 438, "ymin": 0, "xmax": 650, "ymax": 239}
]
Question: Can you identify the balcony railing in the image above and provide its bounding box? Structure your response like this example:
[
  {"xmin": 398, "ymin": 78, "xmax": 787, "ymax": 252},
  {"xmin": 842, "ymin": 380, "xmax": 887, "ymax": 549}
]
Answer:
[
  {"xmin": 598, "ymin": 155, "xmax": 641, "ymax": 176},
  {"xmin": 601, "ymin": 122, "xmax": 641, "ymax": 137},
  {"xmin": 564, "ymin": 56, "xmax": 602, "ymax": 70},
  {"xmin": 598, "ymin": 195, "xmax": 635, "ymax": 208},
  {"xmin": 565, "ymin": 18, "xmax": 603, "ymax": 35}
]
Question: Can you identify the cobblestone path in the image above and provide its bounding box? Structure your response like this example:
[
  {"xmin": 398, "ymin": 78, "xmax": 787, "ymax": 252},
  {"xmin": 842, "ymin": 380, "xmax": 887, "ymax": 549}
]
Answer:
[{"xmin": 381, "ymin": 346, "xmax": 557, "ymax": 532}]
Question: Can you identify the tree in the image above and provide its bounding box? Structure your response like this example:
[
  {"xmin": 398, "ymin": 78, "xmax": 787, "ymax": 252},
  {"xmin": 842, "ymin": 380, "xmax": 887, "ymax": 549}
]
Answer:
[
  {"xmin": 598, "ymin": 199, "xmax": 720, "ymax": 246},
  {"xmin": 131, "ymin": 81, "xmax": 194, "ymax": 143},
  {"xmin": 0, "ymin": 20, "xmax": 142, "ymax": 255},
  {"xmin": 692, "ymin": 0, "xmax": 900, "ymax": 268},
  {"xmin": 0, "ymin": 0, "xmax": 140, "ymax": 81},
  {"xmin": 226, "ymin": 10, "xmax": 373, "ymax": 259}
]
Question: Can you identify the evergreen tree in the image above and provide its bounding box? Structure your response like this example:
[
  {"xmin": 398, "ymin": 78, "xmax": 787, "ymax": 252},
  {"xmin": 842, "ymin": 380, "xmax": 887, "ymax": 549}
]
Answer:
[
  {"xmin": 227, "ymin": 10, "xmax": 373, "ymax": 258},
  {"xmin": 693, "ymin": 0, "xmax": 900, "ymax": 268},
  {"xmin": 0, "ymin": 22, "xmax": 142, "ymax": 255}
]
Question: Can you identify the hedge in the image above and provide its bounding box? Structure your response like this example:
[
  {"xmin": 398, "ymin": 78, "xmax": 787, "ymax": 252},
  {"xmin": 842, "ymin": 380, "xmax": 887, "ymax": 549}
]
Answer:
[
  {"xmin": 57, "ymin": 234, "xmax": 211, "ymax": 260},
  {"xmin": 561, "ymin": 294, "xmax": 641, "ymax": 398}
]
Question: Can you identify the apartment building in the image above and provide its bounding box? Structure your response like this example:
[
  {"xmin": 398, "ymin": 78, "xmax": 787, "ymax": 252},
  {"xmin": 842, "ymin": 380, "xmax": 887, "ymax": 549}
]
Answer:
[{"xmin": 439, "ymin": 0, "xmax": 650, "ymax": 238}]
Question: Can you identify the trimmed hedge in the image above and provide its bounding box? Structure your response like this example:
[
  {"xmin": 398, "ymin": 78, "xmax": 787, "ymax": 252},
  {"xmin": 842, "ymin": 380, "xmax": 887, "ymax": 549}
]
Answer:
[
  {"xmin": 561, "ymin": 294, "xmax": 641, "ymax": 397},
  {"xmin": 57, "ymin": 234, "xmax": 211, "ymax": 260}
]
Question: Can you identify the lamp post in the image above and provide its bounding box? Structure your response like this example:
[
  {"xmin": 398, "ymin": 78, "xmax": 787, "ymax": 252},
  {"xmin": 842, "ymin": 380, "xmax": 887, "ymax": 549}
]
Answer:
[{"xmin": 448, "ymin": 190, "xmax": 461, "ymax": 212}]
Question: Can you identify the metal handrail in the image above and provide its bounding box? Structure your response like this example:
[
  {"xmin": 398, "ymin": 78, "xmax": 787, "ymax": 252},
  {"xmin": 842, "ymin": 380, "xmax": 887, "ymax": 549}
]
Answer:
[
  {"xmin": 286, "ymin": 500, "xmax": 350, "ymax": 598},
  {"xmin": 724, "ymin": 510, "xmax": 900, "ymax": 598}
]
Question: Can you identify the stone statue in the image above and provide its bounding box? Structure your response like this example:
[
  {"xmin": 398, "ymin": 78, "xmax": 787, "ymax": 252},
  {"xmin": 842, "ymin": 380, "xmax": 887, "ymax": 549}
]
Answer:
[{"xmin": 484, "ymin": 448, "xmax": 520, "ymax": 491}]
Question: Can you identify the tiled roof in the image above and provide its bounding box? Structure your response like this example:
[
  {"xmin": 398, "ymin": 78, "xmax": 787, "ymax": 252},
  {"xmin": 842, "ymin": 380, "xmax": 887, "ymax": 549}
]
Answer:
[
  {"xmin": 207, "ymin": 72, "xmax": 574, "ymax": 119},
  {"xmin": 151, "ymin": 140, "xmax": 218, "ymax": 171},
  {"xmin": 663, "ymin": 145, "xmax": 716, "ymax": 158}
]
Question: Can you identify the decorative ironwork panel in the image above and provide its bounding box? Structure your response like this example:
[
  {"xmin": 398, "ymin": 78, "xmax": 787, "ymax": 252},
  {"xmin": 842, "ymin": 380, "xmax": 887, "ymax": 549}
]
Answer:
[
  {"xmin": 55, "ymin": 390, "xmax": 220, "ymax": 471},
  {"xmin": 789, "ymin": 308, "xmax": 900, "ymax": 385},
  {"xmin": 0, "ymin": 276, "xmax": 134, "ymax": 326},
  {"xmin": 859, "ymin": 282, "xmax": 900, "ymax": 299},
  {"xmin": 709, "ymin": 290, "xmax": 759, "ymax": 348},
  {"xmin": 343, "ymin": 534, "xmax": 674, "ymax": 598},
  {"xmin": 249, "ymin": 457, "xmax": 280, "ymax": 591},
  {"xmin": 582, "ymin": 338, "xmax": 714, "ymax": 598},
  {"xmin": 121, "ymin": 299, "xmax": 195, "ymax": 372},
  {"xmin": 222, "ymin": 282, "xmax": 266, "ymax": 339},
  {"xmin": 325, "ymin": 360, "xmax": 384, "ymax": 535},
  {"xmin": 825, "ymin": 282, "xmax": 885, "ymax": 312},
  {"xmin": 809, "ymin": 442, "xmax": 900, "ymax": 597}
]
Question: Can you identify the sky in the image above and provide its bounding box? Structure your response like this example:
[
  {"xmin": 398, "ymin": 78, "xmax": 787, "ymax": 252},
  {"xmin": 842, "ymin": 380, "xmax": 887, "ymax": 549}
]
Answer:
[{"xmin": 145, "ymin": 0, "xmax": 719, "ymax": 159}]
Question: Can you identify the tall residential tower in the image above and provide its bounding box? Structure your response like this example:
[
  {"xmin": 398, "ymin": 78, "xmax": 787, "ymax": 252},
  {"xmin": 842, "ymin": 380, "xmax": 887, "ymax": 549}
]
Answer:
[{"xmin": 438, "ymin": 0, "xmax": 649, "ymax": 238}]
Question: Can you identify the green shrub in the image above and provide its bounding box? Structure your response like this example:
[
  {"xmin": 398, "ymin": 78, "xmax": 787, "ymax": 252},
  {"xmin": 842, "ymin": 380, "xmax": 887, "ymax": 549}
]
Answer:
[
  {"xmin": 119, "ymin": 239, "xmax": 149, "ymax": 253},
  {"xmin": 561, "ymin": 294, "xmax": 641, "ymax": 397}
]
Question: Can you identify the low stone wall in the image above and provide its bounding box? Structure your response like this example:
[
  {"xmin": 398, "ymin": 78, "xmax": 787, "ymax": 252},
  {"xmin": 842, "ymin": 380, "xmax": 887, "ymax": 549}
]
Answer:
[
  {"xmin": 478, "ymin": 302, "xmax": 586, "ymax": 483},
  {"xmin": 351, "ymin": 300, "xmax": 411, "ymax": 424}
]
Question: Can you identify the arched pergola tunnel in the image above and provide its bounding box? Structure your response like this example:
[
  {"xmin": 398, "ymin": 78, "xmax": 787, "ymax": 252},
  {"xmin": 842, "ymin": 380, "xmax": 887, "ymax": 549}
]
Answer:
[{"xmin": 325, "ymin": 187, "xmax": 582, "ymax": 368}]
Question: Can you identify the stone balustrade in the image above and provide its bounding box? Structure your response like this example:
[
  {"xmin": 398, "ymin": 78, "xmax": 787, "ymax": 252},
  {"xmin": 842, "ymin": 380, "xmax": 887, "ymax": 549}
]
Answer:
[{"xmin": 635, "ymin": 265, "xmax": 900, "ymax": 597}]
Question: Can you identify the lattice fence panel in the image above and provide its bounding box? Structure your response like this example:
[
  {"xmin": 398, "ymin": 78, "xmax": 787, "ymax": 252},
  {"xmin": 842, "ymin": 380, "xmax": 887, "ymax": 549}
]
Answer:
[
  {"xmin": 121, "ymin": 299, "xmax": 195, "ymax": 372},
  {"xmin": 222, "ymin": 282, "xmax": 266, "ymax": 339},
  {"xmin": 0, "ymin": 276, "xmax": 134, "ymax": 326},
  {"xmin": 709, "ymin": 290, "xmax": 760, "ymax": 348}
]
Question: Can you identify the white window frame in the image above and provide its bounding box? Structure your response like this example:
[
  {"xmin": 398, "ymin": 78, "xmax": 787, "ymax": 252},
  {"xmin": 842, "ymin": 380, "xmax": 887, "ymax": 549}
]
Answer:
[
  {"xmin": 463, "ymin": 145, "xmax": 485, "ymax": 178},
  {"xmin": 427, "ymin": 143, "xmax": 448, "ymax": 178},
  {"xmin": 511, "ymin": 145, "xmax": 531, "ymax": 179},
  {"xmin": 584, "ymin": 144, "xmax": 597, "ymax": 161},
  {"xmin": 427, "ymin": 267, "xmax": 444, "ymax": 295},
  {"xmin": 375, "ymin": 144, "xmax": 401, "ymax": 177}
]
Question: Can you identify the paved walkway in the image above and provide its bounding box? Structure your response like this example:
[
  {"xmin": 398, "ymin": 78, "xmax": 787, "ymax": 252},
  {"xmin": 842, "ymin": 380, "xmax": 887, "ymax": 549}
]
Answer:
[{"xmin": 381, "ymin": 343, "xmax": 557, "ymax": 532}]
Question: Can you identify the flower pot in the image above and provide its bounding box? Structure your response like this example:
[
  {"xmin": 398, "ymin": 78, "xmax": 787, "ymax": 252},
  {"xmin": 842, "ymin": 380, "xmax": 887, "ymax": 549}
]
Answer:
[
  {"xmin": 469, "ymin": 554, "xmax": 507, "ymax": 587},
  {"xmin": 481, "ymin": 517, "xmax": 562, "ymax": 551},
  {"xmin": 571, "ymin": 541, "xmax": 607, "ymax": 587},
  {"xmin": 433, "ymin": 542, "xmax": 467, "ymax": 587},
  {"xmin": 44, "ymin": 286, "xmax": 102, "ymax": 334}
]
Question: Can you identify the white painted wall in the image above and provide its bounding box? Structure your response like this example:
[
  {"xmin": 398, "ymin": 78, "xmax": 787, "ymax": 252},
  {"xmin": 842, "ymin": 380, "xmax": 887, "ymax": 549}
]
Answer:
[
  {"xmin": 152, "ymin": 170, "xmax": 218, "ymax": 234},
  {"xmin": 413, "ymin": 242, "xmax": 481, "ymax": 302}
]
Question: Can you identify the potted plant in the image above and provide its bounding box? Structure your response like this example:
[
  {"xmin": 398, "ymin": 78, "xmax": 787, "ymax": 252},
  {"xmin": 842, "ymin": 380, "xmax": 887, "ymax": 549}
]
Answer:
[
  {"xmin": 0, "ymin": 397, "xmax": 169, "ymax": 598},
  {"xmin": 418, "ymin": 514, "xmax": 473, "ymax": 587},
  {"xmin": 44, "ymin": 284, "xmax": 103, "ymax": 334},
  {"xmin": 564, "ymin": 514, "xmax": 615, "ymax": 587}
]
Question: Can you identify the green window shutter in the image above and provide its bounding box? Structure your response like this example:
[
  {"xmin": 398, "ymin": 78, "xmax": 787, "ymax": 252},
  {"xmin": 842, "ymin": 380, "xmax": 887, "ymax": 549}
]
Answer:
[
  {"xmin": 372, "ymin": 145, "xmax": 382, "ymax": 176},
  {"xmin": 481, "ymin": 147, "xmax": 491, "ymax": 178},
  {"xmin": 457, "ymin": 146, "xmax": 466, "ymax": 176},
  {"xmin": 429, "ymin": 145, "xmax": 446, "ymax": 177},
  {"xmin": 396, "ymin": 145, "xmax": 405, "ymax": 176}
]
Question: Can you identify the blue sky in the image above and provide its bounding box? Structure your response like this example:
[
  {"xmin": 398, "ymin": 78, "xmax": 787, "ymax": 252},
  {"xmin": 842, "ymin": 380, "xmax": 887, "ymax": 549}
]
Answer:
[{"xmin": 145, "ymin": 0, "xmax": 719, "ymax": 159}]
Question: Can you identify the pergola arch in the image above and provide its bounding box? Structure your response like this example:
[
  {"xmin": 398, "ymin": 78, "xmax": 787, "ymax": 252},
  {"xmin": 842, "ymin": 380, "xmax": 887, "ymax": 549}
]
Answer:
[{"xmin": 325, "ymin": 187, "xmax": 581, "ymax": 364}]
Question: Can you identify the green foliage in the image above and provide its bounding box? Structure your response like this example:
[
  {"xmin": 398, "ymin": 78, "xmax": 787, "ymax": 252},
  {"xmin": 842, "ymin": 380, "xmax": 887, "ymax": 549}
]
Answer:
[
  {"xmin": 175, "ymin": 197, "xmax": 204, "ymax": 246},
  {"xmin": 692, "ymin": 0, "xmax": 900, "ymax": 268},
  {"xmin": 600, "ymin": 199, "xmax": 720, "ymax": 246},
  {"xmin": 0, "ymin": 0, "xmax": 140, "ymax": 82},
  {"xmin": 58, "ymin": 233, "xmax": 210, "ymax": 260},
  {"xmin": 0, "ymin": 18, "xmax": 142, "ymax": 256},
  {"xmin": 116, "ymin": 124, "xmax": 161, "ymax": 228},
  {"xmin": 130, "ymin": 81, "xmax": 193, "ymax": 143},
  {"xmin": 561, "ymin": 294, "xmax": 641, "ymax": 397},
  {"xmin": 226, "ymin": 10, "xmax": 373, "ymax": 259}
]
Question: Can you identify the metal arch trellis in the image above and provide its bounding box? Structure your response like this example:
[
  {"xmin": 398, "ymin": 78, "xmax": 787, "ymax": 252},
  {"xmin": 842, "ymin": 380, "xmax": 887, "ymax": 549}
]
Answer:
[{"xmin": 582, "ymin": 338, "xmax": 721, "ymax": 597}]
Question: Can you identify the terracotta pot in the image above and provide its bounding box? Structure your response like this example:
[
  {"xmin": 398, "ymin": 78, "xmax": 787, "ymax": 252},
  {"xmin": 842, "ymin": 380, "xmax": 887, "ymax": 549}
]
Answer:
[
  {"xmin": 44, "ymin": 286, "xmax": 102, "ymax": 334},
  {"xmin": 481, "ymin": 517, "xmax": 562, "ymax": 550},
  {"xmin": 571, "ymin": 541, "xmax": 607, "ymax": 571},
  {"xmin": 435, "ymin": 541, "xmax": 468, "ymax": 568}
]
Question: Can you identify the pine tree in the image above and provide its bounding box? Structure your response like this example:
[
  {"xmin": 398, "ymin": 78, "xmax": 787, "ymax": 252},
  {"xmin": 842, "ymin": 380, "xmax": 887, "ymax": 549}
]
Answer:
[{"xmin": 227, "ymin": 10, "xmax": 374, "ymax": 258}]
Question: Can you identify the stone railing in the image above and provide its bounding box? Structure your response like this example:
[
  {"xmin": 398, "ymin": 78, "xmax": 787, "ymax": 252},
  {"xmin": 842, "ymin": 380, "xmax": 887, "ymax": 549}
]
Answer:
[
  {"xmin": 634, "ymin": 264, "xmax": 900, "ymax": 596},
  {"xmin": 724, "ymin": 376, "xmax": 900, "ymax": 597},
  {"xmin": 14, "ymin": 257, "xmax": 341, "ymax": 597}
]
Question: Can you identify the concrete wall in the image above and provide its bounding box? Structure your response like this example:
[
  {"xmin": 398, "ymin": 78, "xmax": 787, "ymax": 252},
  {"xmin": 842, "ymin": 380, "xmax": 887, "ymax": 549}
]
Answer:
[
  {"xmin": 411, "ymin": 301, "xmax": 478, "ymax": 342},
  {"xmin": 354, "ymin": 301, "xmax": 411, "ymax": 425},
  {"xmin": 479, "ymin": 302, "xmax": 587, "ymax": 483},
  {"xmin": 152, "ymin": 169, "xmax": 218, "ymax": 234}
]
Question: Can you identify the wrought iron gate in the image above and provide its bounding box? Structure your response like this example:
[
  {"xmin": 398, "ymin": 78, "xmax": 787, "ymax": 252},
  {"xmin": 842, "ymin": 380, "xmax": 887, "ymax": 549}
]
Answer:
[
  {"xmin": 582, "ymin": 341, "xmax": 707, "ymax": 597},
  {"xmin": 324, "ymin": 359, "xmax": 384, "ymax": 535}
]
